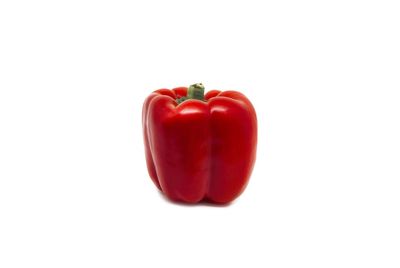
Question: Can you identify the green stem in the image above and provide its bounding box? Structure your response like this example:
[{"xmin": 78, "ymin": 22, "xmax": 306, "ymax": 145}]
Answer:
[
  {"xmin": 177, "ymin": 83, "xmax": 205, "ymax": 104},
  {"xmin": 187, "ymin": 83, "xmax": 205, "ymax": 101}
]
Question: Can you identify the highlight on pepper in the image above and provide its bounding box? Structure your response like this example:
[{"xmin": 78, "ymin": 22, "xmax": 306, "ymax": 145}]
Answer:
[{"xmin": 142, "ymin": 83, "xmax": 257, "ymax": 204}]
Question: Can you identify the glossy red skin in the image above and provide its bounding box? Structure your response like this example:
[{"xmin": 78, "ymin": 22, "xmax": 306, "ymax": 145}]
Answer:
[{"xmin": 142, "ymin": 87, "xmax": 257, "ymax": 204}]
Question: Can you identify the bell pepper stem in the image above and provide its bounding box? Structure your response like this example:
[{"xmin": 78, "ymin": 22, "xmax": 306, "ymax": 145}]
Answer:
[
  {"xmin": 177, "ymin": 83, "xmax": 205, "ymax": 104},
  {"xmin": 187, "ymin": 83, "xmax": 205, "ymax": 101}
]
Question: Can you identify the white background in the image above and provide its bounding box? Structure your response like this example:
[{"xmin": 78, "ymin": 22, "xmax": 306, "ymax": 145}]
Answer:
[{"xmin": 0, "ymin": 0, "xmax": 399, "ymax": 267}]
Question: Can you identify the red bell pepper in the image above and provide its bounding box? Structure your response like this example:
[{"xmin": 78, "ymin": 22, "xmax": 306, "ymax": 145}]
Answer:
[{"xmin": 142, "ymin": 83, "xmax": 257, "ymax": 204}]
